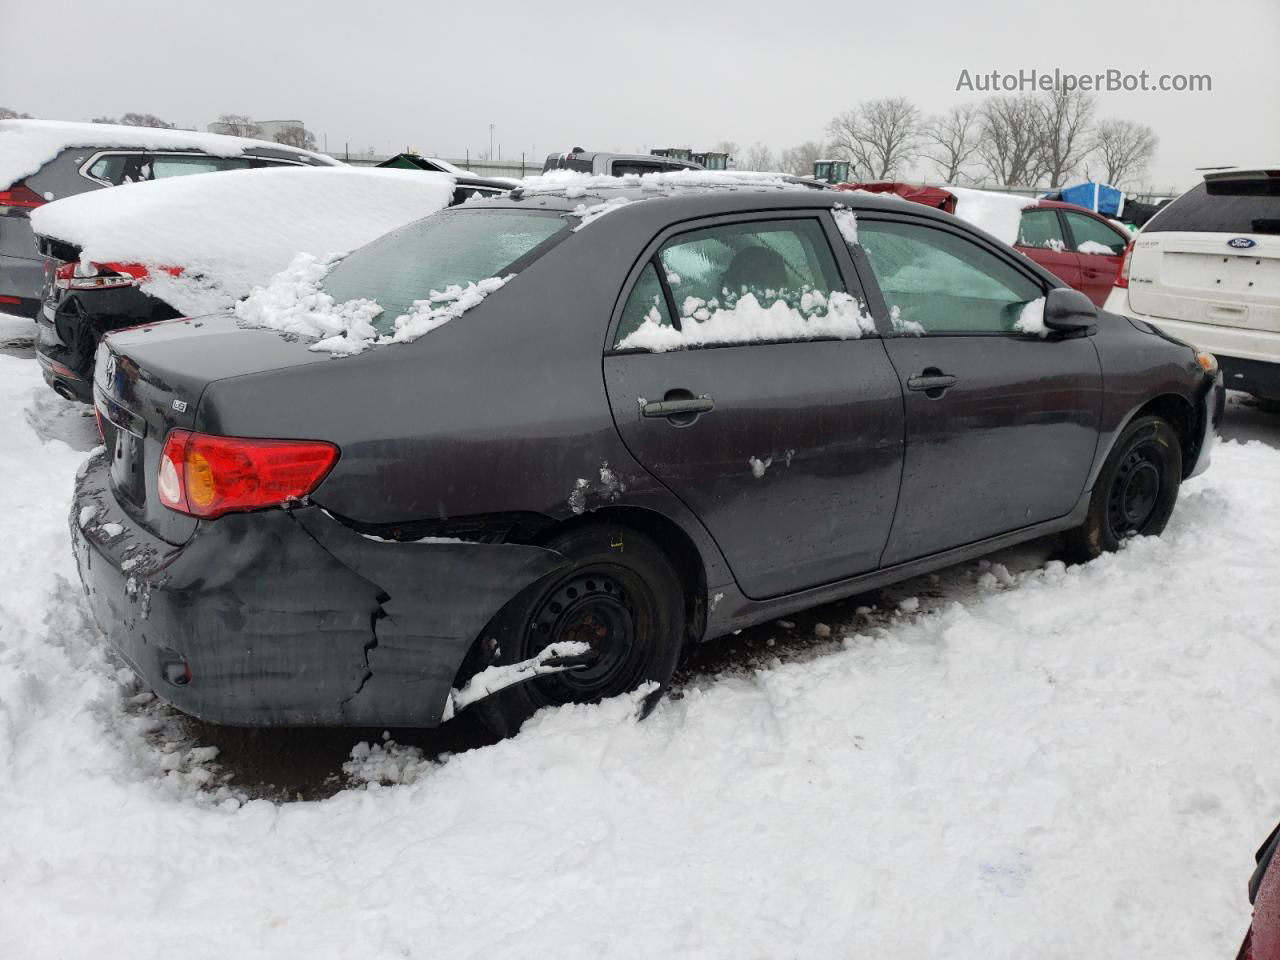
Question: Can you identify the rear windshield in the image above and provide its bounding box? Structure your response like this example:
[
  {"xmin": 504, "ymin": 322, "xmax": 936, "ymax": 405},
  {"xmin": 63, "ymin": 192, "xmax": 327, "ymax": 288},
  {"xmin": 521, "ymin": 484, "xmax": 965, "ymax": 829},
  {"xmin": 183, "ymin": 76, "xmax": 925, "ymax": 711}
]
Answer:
[
  {"xmin": 1145, "ymin": 177, "xmax": 1280, "ymax": 235},
  {"xmin": 322, "ymin": 208, "xmax": 569, "ymax": 332}
]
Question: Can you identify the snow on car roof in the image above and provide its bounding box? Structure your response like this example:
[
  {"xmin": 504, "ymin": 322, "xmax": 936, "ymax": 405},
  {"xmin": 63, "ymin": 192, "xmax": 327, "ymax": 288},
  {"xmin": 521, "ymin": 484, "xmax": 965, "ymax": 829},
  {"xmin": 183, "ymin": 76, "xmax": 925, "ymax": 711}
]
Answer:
[
  {"xmin": 515, "ymin": 168, "xmax": 812, "ymax": 197},
  {"xmin": 31, "ymin": 166, "xmax": 455, "ymax": 317},
  {"xmin": 0, "ymin": 118, "xmax": 341, "ymax": 189},
  {"xmin": 943, "ymin": 186, "xmax": 1038, "ymax": 246}
]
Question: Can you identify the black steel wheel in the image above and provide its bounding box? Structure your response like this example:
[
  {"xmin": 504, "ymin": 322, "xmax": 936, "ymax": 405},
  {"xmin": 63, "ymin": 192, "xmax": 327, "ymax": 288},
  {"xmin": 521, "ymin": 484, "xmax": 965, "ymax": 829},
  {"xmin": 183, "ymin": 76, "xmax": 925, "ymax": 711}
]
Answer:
[
  {"xmin": 1063, "ymin": 415, "xmax": 1182, "ymax": 562},
  {"xmin": 472, "ymin": 523, "xmax": 685, "ymax": 737}
]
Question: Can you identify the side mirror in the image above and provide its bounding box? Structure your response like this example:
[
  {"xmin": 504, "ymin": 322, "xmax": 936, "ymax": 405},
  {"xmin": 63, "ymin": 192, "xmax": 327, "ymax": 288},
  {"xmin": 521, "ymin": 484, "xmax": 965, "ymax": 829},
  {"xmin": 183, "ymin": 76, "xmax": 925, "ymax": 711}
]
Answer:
[{"xmin": 1043, "ymin": 287, "xmax": 1097, "ymax": 334}]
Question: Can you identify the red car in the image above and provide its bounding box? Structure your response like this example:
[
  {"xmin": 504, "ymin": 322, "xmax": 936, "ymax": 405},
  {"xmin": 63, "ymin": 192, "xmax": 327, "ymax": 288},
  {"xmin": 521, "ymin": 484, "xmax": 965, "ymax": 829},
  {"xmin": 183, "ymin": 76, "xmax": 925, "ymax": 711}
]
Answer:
[
  {"xmin": 1015, "ymin": 199, "xmax": 1130, "ymax": 307},
  {"xmin": 1242, "ymin": 822, "xmax": 1280, "ymax": 960},
  {"xmin": 841, "ymin": 183, "xmax": 1131, "ymax": 307}
]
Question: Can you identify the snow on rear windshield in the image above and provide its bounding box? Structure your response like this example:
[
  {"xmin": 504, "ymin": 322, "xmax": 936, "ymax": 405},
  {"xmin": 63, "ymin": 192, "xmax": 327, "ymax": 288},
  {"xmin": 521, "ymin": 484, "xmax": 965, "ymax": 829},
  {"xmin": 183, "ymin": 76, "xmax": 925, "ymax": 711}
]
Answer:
[{"xmin": 321, "ymin": 208, "xmax": 568, "ymax": 331}]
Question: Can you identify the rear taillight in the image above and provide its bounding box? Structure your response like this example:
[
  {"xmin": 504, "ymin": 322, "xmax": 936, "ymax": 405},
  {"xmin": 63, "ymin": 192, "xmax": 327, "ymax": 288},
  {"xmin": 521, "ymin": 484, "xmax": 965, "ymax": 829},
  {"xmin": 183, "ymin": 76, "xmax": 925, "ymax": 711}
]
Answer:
[
  {"xmin": 158, "ymin": 430, "xmax": 339, "ymax": 519},
  {"xmin": 0, "ymin": 184, "xmax": 47, "ymax": 214},
  {"xmin": 54, "ymin": 260, "xmax": 151, "ymax": 291},
  {"xmin": 1115, "ymin": 241, "xmax": 1134, "ymax": 288}
]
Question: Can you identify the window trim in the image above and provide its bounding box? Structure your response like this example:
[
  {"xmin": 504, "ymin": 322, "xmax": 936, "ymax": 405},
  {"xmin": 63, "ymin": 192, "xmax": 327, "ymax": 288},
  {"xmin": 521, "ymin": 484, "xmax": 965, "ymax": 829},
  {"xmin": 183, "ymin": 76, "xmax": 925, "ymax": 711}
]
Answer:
[
  {"xmin": 604, "ymin": 209, "xmax": 880, "ymax": 355},
  {"xmin": 77, "ymin": 149, "xmax": 306, "ymax": 186},
  {"xmin": 854, "ymin": 211, "xmax": 1053, "ymax": 339}
]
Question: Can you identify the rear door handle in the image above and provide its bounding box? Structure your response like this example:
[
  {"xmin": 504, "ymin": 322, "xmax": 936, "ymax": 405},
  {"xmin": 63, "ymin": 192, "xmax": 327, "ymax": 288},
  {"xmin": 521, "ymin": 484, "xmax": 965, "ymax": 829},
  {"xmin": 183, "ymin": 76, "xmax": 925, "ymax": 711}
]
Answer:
[
  {"xmin": 906, "ymin": 374, "xmax": 958, "ymax": 392},
  {"xmin": 641, "ymin": 396, "xmax": 714, "ymax": 418}
]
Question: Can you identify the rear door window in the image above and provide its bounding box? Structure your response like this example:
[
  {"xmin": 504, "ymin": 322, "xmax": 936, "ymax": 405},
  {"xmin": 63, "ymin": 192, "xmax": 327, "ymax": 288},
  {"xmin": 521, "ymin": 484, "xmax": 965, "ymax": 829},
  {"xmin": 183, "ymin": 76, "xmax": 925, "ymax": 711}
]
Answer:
[
  {"xmin": 1145, "ymin": 178, "xmax": 1280, "ymax": 235},
  {"xmin": 659, "ymin": 219, "xmax": 840, "ymax": 312},
  {"xmin": 1062, "ymin": 211, "xmax": 1127, "ymax": 255},
  {"xmin": 149, "ymin": 155, "xmax": 255, "ymax": 178},
  {"xmin": 1017, "ymin": 209, "xmax": 1068, "ymax": 252},
  {"xmin": 858, "ymin": 220, "xmax": 1044, "ymax": 334},
  {"xmin": 614, "ymin": 218, "xmax": 859, "ymax": 350},
  {"xmin": 85, "ymin": 152, "xmax": 260, "ymax": 185}
]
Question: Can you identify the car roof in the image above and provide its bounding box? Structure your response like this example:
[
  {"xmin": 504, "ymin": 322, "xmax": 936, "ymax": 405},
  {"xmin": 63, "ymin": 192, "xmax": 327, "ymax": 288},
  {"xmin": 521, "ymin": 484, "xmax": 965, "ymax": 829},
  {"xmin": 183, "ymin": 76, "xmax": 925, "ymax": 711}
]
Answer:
[{"xmin": 467, "ymin": 176, "xmax": 937, "ymax": 220}]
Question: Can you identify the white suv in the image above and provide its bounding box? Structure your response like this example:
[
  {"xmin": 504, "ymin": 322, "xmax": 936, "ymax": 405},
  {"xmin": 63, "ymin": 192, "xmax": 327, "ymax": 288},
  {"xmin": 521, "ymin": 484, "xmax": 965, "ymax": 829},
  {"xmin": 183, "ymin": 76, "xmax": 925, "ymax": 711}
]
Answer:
[{"xmin": 1105, "ymin": 167, "xmax": 1280, "ymax": 404}]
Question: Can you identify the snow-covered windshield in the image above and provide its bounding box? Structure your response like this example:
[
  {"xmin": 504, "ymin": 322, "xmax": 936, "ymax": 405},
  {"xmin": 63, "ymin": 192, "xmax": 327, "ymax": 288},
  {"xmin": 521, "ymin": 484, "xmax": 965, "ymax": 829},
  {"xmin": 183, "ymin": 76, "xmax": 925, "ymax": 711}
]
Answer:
[{"xmin": 322, "ymin": 208, "xmax": 568, "ymax": 333}]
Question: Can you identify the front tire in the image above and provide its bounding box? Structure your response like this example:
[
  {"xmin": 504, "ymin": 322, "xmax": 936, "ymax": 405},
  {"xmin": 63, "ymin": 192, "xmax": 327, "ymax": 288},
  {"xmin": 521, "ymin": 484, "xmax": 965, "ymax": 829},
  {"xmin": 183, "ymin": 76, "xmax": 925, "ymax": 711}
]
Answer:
[
  {"xmin": 472, "ymin": 523, "xmax": 685, "ymax": 738},
  {"xmin": 1063, "ymin": 415, "xmax": 1182, "ymax": 562}
]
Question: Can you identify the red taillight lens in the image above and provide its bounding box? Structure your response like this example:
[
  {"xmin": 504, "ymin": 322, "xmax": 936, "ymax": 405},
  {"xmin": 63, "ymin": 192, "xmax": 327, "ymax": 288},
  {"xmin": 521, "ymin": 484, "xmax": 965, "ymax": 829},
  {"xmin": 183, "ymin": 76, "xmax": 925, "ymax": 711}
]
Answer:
[
  {"xmin": 158, "ymin": 430, "xmax": 339, "ymax": 519},
  {"xmin": 0, "ymin": 184, "xmax": 47, "ymax": 213},
  {"xmin": 54, "ymin": 260, "xmax": 155, "ymax": 291},
  {"xmin": 1115, "ymin": 241, "xmax": 1134, "ymax": 288}
]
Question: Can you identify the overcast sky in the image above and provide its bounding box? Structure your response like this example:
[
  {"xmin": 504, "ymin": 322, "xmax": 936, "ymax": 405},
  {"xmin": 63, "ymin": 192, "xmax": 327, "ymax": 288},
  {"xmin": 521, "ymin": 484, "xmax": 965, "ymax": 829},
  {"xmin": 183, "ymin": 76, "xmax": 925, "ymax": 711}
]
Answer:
[{"xmin": 4, "ymin": 0, "xmax": 1277, "ymax": 191}]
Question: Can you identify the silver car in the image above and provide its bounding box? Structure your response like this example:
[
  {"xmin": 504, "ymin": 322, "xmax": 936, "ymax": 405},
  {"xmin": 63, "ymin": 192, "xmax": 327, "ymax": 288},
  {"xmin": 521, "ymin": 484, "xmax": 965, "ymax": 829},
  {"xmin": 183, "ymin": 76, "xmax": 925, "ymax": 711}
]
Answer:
[{"xmin": 0, "ymin": 119, "xmax": 339, "ymax": 317}]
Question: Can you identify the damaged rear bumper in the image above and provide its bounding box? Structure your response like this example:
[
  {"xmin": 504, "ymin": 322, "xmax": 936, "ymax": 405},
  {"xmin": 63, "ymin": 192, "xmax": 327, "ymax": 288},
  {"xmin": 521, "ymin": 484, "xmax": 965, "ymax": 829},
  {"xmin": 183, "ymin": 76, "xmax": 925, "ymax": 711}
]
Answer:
[{"xmin": 70, "ymin": 451, "xmax": 567, "ymax": 727}]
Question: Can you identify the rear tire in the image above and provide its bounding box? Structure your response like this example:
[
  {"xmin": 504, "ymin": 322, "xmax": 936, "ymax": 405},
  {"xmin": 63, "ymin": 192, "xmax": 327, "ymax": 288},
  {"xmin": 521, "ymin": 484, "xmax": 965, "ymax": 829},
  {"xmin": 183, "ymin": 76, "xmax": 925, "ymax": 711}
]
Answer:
[
  {"xmin": 1062, "ymin": 415, "xmax": 1182, "ymax": 563},
  {"xmin": 472, "ymin": 523, "xmax": 685, "ymax": 739}
]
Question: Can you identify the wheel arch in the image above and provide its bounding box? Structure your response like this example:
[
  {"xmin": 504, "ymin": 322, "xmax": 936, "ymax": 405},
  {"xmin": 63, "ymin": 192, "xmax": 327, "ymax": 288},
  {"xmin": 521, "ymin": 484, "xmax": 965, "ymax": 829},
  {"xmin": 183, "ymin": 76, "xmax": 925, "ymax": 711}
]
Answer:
[
  {"xmin": 539, "ymin": 506, "xmax": 709, "ymax": 648},
  {"xmin": 1128, "ymin": 393, "xmax": 1200, "ymax": 479}
]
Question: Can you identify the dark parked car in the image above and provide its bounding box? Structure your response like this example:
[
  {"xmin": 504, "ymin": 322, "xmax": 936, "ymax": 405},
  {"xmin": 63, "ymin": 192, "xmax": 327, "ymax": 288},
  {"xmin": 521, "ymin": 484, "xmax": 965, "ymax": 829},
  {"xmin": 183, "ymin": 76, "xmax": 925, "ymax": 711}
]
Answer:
[
  {"xmin": 70, "ymin": 183, "xmax": 1224, "ymax": 737},
  {"xmin": 1242, "ymin": 821, "xmax": 1280, "ymax": 960},
  {"xmin": 34, "ymin": 170, "xmax": 511, "ymax": 402},
  {"xmin": 1, "ymin": 119, "xmax": 337, "ymax": 320}
]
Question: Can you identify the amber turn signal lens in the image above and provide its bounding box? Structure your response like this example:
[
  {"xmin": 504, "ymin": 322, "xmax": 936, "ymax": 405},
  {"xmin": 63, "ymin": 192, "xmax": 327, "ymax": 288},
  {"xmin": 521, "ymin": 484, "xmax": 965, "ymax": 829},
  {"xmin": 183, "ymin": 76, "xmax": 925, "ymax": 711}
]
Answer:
[{"xmin": 1196, "ymin": 352, "xmax": 1218, "ymax": 374}]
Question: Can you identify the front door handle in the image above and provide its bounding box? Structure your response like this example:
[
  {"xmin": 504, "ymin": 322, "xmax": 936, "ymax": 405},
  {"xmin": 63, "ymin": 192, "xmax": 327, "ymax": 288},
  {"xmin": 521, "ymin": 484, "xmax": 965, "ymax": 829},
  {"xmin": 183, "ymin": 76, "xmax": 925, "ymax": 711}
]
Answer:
[
  {"xmin": 641, "ymin": 395, "xmax": 714, "ymax": 418},
  {"xmin": 907, "ymin": 373, "xmax": 958, "ymax": 393}
]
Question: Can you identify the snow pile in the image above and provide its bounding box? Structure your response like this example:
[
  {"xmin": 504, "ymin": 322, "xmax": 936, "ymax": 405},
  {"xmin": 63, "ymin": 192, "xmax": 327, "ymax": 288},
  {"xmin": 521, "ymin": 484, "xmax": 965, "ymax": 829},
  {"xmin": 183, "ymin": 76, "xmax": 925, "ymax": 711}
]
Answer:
[
  {"xmin": 571, "ymin": 196, "xmax": 632, "ymax": 230},
  {"xmin": 1014, "ymin": 297, "xmax": 1048, "ymax": 336},
  {"xmin": 0, "ymin": 117, "xmax": 337, "ymax": 190},
  {"xmin": 620, "ymin": 288, "xmax": 875, "ymax": 352},
  {"xmin": 832, "ymin": 203, "xmax": 859, "ymax": 246},
  {"xmin": 519, "ymin": 168, "xmax": 809, "ymax": 196},
  {"xmin": 3, "ymin": 353, "xmax": 1280, "ymax": 958},
  {"xmin": 234, "ymin": 253, "xmax": 512, "ymax": 355},
  {"xmin": 1077, "ymin": 240, "xmax": 1116, "ymax": 255},
  {"xmin": 946, "ymin": 186, "xmax": 1038, "ymax": 245},
  {"xmin": 31, "ymin": 167, "xmax": 456, "ymax": 316},
  {"xmin": 0, "ymin": 310, "xmax": 34, "ymax": 346}
]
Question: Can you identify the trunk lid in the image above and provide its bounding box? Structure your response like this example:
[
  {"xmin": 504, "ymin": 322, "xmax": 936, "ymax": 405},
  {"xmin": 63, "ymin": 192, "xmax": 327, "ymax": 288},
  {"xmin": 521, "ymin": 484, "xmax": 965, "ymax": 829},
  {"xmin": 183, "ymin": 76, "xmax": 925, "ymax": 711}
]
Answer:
[
  {"xmin": 94, "ymin": 314, "xmax": 334, "ymax": 545},
  {"xmin": 1129, "ymin": 171, "xmax": 1280, "ymax": 331}
]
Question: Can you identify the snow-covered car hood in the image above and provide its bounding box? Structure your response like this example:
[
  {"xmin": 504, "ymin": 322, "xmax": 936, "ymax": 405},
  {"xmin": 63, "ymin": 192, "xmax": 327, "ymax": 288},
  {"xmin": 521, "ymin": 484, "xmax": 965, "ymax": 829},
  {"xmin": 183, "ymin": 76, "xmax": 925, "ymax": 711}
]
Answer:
[{"xmin": 31, "ymin": 166, "xmax": 457, "ymax": 316}]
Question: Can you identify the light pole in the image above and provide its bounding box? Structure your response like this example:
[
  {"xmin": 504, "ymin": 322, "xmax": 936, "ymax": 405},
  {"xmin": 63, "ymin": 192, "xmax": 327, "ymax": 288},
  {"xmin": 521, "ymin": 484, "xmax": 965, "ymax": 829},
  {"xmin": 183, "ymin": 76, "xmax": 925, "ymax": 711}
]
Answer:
[{"xmin": 489, "ymin": 123, "xmax": 494, "ymax": 161}]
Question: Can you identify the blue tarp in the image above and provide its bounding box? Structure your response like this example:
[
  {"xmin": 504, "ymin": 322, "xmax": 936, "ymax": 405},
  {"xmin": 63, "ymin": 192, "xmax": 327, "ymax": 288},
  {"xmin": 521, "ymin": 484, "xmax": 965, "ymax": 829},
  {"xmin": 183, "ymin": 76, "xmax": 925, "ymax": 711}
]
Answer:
[{"xmin": 1059, "ymin": 181, "xmax": 1125, "ymax": 217}]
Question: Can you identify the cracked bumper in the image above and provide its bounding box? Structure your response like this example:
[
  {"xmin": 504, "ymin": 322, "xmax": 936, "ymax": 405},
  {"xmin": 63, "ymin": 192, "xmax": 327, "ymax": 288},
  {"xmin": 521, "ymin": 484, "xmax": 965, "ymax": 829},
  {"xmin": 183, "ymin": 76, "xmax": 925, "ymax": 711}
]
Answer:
[{"xmin": 70, "ymin": 452, "xmax": 567, "ymax": 727}]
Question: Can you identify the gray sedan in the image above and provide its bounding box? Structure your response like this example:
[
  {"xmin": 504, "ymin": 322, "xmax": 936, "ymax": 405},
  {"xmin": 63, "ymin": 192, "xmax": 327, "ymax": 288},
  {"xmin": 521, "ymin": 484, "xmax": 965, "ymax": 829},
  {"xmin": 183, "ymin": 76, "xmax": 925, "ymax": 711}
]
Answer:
[{"xmin": 70, "ymin": 181, "xmax": 1224, "ymax": 737}]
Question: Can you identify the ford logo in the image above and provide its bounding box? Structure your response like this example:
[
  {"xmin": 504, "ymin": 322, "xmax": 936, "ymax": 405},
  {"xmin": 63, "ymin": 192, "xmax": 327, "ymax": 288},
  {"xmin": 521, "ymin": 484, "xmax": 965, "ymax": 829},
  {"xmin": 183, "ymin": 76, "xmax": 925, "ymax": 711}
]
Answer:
[{"xmin": 1227, "ymin": 237, "xmax": 1258, "ymax": 249}]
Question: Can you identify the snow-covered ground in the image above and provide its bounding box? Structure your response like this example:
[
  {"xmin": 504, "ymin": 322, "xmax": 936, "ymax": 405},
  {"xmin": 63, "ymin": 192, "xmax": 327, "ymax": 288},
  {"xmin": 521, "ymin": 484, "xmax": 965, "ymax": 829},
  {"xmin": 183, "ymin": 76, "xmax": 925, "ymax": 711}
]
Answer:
[
  {"xmin": 0, "ymin": 309, "xmax": 35, "ymax": 349},
  {"xmin": 1, "ymin": 351, "xmax": 1278, "ymax": 959}
]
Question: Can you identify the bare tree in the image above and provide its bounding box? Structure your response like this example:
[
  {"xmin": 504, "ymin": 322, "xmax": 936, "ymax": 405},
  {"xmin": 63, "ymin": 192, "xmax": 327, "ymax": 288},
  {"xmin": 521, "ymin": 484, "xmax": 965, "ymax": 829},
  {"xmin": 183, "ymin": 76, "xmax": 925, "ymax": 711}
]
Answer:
[
  {"xmin": 827, "ymin": 97, "xmax": 921, "ymax": 180},
  {"xmin": 921, "ymin": 104, "xmax": 981, "ymax": 183},
  {"xmin": 1089, "ymin": 118, "xmax": 1158, "ymax": 188},
  {"xmin": 1036, "ymin": 89, "xmax": 1096, "ymax": 187},
  {"xmin": 977, "ymin": 95, "xmax": 1046, "ymax": 187},
  {"xmin": 119, "ymin": 112, "xmax": 175, "ymax": 129},
  {"xmin": 780, "ymin": 141, "xmax": 825, "ymax": 178},
  {"xmin": 274, "ymin": 125, "xmax": 317, "ymax": 151},
  {"xmin": 740, "ymin": 142, "xmax": 777, "ymax": 172},
  {"xmin": 0, "ymin": 107, "xmax": 32, "ymax": 120},
  {"xmin": 216, "ymin": 114, "xmax": 262, "ymax": 139},
  {"xmin": 94, "ymin": 112, "xmax": 174, "ymax": 128}
]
